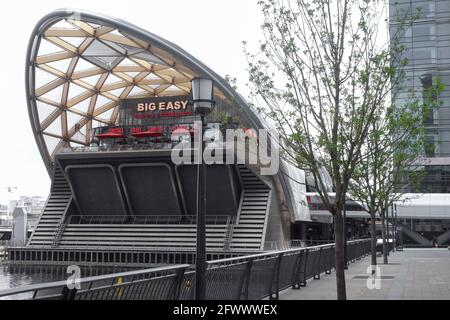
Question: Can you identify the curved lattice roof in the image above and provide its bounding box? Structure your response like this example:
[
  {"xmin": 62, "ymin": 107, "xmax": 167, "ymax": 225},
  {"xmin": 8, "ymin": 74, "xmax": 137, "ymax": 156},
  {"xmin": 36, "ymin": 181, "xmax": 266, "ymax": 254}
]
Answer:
[{"xmin": 27, "ymin": 9, "xmax": 264, "ymax": 173}]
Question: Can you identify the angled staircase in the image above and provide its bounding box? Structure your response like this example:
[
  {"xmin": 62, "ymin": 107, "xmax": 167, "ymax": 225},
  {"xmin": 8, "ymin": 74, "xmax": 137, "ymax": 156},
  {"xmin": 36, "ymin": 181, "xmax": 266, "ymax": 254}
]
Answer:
[
  {"xmin": 27, "ymin": 164, "xmax": 271, "ymax": 253},
  {"xmin": 58, "ymin": 224, "xmax": 230, "ymax": 250},
  {"xmin": 401, "ymin": 223, "xmax": 433, "ymax": 246},
  {"xmin": 437, "ymin": 229, "xmax": 450, "ymax": 246},
  {"xmin": 28, "ymin": 165, "xmax": 72, "ymax": 247},
  {"xmin": 230, "ymin": 165, "xmax": 271, "ymax": 251}
]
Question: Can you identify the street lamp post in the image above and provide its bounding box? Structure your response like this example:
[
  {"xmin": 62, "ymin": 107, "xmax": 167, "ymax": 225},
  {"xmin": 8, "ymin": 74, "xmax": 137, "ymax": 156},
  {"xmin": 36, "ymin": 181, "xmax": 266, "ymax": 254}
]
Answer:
[{"xmin": 191, "ymin": 77, "xmax": 215, "ymax": 300}]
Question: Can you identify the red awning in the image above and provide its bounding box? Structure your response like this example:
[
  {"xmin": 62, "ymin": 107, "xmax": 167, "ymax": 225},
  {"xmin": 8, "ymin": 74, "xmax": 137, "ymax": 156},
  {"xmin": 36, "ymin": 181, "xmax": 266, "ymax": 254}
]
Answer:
[{"xmin": 96, "ymin": 133, "xmax": 125, "ymax": 138}]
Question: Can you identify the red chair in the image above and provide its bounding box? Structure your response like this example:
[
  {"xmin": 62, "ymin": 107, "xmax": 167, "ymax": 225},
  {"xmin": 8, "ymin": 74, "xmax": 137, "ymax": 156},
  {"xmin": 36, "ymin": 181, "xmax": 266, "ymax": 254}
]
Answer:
[
  {"xmin": 130, "ymin": 127, "xmax": 143, "ymax": 135},
  {"xmin": 96, "ymin": 127, "xmax": 125, "ymax": 138},
  {"xmin": 131, "ymin": 126, "xmax": 162, "ymax": 138}
]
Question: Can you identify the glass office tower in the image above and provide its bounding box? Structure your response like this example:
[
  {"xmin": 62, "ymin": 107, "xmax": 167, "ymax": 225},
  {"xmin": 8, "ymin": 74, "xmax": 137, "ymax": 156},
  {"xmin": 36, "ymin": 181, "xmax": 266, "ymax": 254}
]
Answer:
[{"xmin": 390, "ymin": 0, "xmax": 450, "ymax": 193}]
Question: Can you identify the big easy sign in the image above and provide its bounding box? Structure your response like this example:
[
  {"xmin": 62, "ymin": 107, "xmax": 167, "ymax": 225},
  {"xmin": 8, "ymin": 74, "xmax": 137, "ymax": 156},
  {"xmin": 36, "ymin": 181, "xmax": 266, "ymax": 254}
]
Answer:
[{"xmin": 121, "ymin": 95, "xmax": 193, "ymax": 119}]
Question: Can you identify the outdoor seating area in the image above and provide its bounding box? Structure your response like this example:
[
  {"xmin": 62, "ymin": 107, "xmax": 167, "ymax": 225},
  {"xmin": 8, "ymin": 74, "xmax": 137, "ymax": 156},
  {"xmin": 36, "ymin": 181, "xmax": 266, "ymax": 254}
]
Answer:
[{"xmin": 92, "ymin": 124, "xmax": 196, "ymax": 147}]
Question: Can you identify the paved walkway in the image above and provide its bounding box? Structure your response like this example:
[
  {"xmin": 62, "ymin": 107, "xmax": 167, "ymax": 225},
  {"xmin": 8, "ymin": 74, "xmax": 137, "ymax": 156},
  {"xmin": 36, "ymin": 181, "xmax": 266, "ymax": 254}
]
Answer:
[{"xmin": 279, "ymin": 248, "xmax": 450, "ymax": 300}]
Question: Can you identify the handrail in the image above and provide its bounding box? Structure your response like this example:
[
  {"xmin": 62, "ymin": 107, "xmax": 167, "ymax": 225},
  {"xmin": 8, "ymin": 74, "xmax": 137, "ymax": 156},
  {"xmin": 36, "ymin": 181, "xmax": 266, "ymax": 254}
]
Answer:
[
  {"xmin": 0, "ymin": 239, "xmax": 371, "ymax": 300},
  {"xmin": 64, "ymin": 214, "xmax": 234, "ymax": 225},
  {"xmin": 0, "ymin": 264, "xmax": 190, "ymax": 299}
]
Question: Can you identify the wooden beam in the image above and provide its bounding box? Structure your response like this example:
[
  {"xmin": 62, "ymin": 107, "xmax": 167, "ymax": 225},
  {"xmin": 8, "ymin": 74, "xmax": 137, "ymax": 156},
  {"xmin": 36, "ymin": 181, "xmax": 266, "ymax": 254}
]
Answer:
[
  {"xmin": 67, "ymin": 20, "xmax": 95, "ymax": 35},
  {"xmin": 78, "ymin": 37, "xmax": 95, "ymax": 54},
  {"xmin": 95, "ymin": 26, "xmax": 115, "ymax": 36},
  {"xmin": 67, "ymin": 56, "xmax": 79, "ymax": 78},
  {"xmin": 100, "ymin": 81, "xmax": 129, "ymax": 92},
  {"xmin": 40, "ymin": 108, "xmax": 63, "ymax": 131},
  {"xmin": 112, "ymin": 65, "xmax": 147, "ymax": 72},
  {"xmin": 72, "ymin": 79, "xmax": 96, "ymax": 92},
  {"xmin": 99, "ymin": 33, "xmax": 140, "ymax": 47},
  {"xmin": 36, "ymin": 51, "xmax": 76, "ymax": 64},
  {"xmin": 44, "ymin": 28, "xmax": 87, "ymax": 37},
  {"xmin": 71, "ymin": 67, "xmax": 104, "ymax": 80},
  {"xmin": 45, "ymin": 36, "xmax": 78, "ymax": 53},
  {"xmin": 35, "ymin": 78, "xmax": 66, "ymax": 97},
  {"xmin": 67, "ymin": 91, "xmax": 95, "ymax": 108},
  {"xmin": 37, "ymin": 64, "xmax": 66, "ymax": 78},
  {"xmin": 93, "ymin": 101, "xmax": 118, "ymax": 117}
]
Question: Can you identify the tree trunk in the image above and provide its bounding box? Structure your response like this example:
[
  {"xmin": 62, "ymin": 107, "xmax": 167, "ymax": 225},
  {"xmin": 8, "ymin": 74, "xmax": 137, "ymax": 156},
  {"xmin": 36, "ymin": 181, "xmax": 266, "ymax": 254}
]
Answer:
[
  {"xmin": 381, "ymin": 213, "xmax": 388, "ymax": 264},
  {"xmin": 370, "ymin": 213, "xmax": 377, "ymax": 269},
  {"xmin": 334, "ymin": 214, "xmax": 347, "ymax": 300}
]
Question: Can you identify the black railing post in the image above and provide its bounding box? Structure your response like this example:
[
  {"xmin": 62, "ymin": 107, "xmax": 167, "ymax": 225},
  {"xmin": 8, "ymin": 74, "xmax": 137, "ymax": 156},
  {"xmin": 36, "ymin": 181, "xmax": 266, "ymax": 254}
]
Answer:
[
  {"xmin": 171, "ymin": 267, "xmax": 187, "ymax": 300},
  {"xmin": 292, "ymin": 249, "xmax": 305, "ymax": 289},
  {"xmin": 300, "ymin": 249, "xmax": 309, "ymax": 286},
  {"xmin": 269, "ymin": 253, "xmax": 283, "ymax": 300},
  {"xmin": 61, "ymin": 286, "xmax": 77, "ymax": 300},
  {"xmin": 313, "ymin": 248, "xmax": 322, "ymax": 280},
  {"xmin": 237, "ymin": 258, "xmax": 254, "ymax": 300}
]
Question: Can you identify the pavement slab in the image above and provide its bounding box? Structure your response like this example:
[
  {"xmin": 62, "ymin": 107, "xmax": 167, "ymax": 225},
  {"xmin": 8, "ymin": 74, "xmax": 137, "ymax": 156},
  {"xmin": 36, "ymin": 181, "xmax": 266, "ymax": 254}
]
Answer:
[{"xmin": 278, "ymin": 248, "xmax": 450, "ymax": 300}]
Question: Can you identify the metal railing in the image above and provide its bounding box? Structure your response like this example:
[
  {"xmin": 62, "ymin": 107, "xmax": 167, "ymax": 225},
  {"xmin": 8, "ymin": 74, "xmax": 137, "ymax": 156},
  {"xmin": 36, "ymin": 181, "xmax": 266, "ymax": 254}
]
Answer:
[
  {"xmin": 64, "ymin": 215, "xmax": 233, "ymax": 225},
  {"xmin": 0, "ymin": 239, "xmax": 371, "ymax": 300},
  {"xmin": 265, "ymin": 239, "xmax": 336, "ymax": 250}
]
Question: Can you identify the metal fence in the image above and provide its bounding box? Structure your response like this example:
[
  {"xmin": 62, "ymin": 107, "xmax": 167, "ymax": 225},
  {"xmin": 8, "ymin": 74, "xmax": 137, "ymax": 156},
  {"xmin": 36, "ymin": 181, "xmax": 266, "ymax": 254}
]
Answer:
[{"xmin": 0, "ymin": 239, "xmax": 370, "ymax": 300}]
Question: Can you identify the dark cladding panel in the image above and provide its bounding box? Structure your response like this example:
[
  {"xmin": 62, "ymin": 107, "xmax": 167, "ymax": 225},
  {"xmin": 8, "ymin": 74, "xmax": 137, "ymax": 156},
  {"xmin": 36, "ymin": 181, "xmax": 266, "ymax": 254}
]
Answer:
[
  {"xmin": 119, "ymin": 164, "xmax": 182, "ymax": 216},
  {"xmin": 177, "ymin": 165, "xmax": 239, "ymax": 216},
  {"xmin": 65, "ymin": 165, "xmax": 127, "ymax": 216}
]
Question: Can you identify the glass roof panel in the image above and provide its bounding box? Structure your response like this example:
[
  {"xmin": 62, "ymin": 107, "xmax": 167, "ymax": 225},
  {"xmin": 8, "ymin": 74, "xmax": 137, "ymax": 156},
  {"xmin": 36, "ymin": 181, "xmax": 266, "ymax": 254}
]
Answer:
[
  {"xmin": 66, "ymin": 110, "xmax": 85, "ymax": 130},
  {"xmin": 103, "ymin": 73, "xmax": 124, "ymax": 85},
  {"xmin": 35, "ymin": 68, "xmax": 59, "ymax": 88},
  {"xmin": 38, "ymin": 39, "xmax": 65, "ymax": 56},
  {"xmin": 70, "ymin": 97, "xmax": 91, "ymax": 114},
  {"xmin": 47, "ymin": 58, "xmax": 72, "ymax": 73},
  {"xmin": 41, "ymin": 84, "xmax": 64, "ymax": 104},
  {"xmin": 124, "ymin": 72, "xmax": 140, "ymax": 78},
  {"xmin": 83, "ymin": 39, "xmax": 122, "ymax": 57},
  {"xmin": 36, "ymin": 101, "xmax": 58, "ymax": 123},
  {"xmin": 108, "ymin": 88, "xmax": 125, "ymax": 98},
  {"xmin": 94, "ymin": 94, "xmax": 112, "ymax": 110},
  {"xmin": 59, "ymin": 37, "xmax": 87, "ymax": 48},
  {"xmin": 128, "ymin": 86, "xmax": 147, "ymax": 97},
  {"xmin": 120, "ymin": 44, "xmax": 146, "ymax": 55},
  {"xmin": 81, "ymin": 74, "xmax": 103, "ymax": 86},
  {"xmin": 102, "ymin": 40, "xmax": 127, "ymax": 54},
  {"xmin": 68, "ymin": 82, "xmax": 89, "ymax": 100},
  {"xmin": 43, "ymin": 134, "xmax": 62, "ymax": 156},
  {"xmin": 44, "ymin": 113, "xmax": 62, "ymax": 136},
  {"xmin": 132, "ymin": 51, "xmax": 165, "ymax": 65},
  {"xmin": 84, "ymin": 56, "xmax": 124, "ymax": 71},
  {"xmin": 73, "ymin": 57, "xmax": 99, "ymax": 73},
  {"xmin": 97, "ymin": 108, "xmax": 114, "ymax": 122},
  {"xmin": 116, "ymin": 57, "xmax": 140, "ymax": 67}
]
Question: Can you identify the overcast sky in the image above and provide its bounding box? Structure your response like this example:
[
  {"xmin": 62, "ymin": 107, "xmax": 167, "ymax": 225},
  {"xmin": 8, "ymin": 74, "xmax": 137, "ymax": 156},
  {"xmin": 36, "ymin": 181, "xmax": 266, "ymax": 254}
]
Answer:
[{"xmin": 0, "ymin": 0, "xmax": 263, "ymax": 203}]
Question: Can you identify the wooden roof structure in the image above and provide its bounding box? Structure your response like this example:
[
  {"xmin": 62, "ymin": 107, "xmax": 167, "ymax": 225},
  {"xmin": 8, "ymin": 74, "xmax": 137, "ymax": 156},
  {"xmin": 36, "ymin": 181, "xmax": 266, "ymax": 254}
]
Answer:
[{"xmin": 27, "ymin": 10, "xmax": 263, "ymax": 173}]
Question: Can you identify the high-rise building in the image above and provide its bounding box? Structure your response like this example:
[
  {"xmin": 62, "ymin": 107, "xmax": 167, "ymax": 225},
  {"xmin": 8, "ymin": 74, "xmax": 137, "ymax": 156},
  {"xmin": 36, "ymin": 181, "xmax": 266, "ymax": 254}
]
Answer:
[
  {"xmin": 390, "ymin": 0, "xmax": 450, "ymax": 193},
  {"xmin": 390, "ymin": 0, "xmax": 450, "ymax": 246}
]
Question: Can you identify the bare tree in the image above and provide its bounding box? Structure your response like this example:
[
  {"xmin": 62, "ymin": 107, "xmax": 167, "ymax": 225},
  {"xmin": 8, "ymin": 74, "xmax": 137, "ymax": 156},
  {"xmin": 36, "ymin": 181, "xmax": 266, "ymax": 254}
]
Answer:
[
  {"xmin": 245, "ymin": 0, "xmax": 407, "ymax": 299},
  {"xmin": 349, "ymin": 76, "xmax": 443, "ymax": 267}
]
